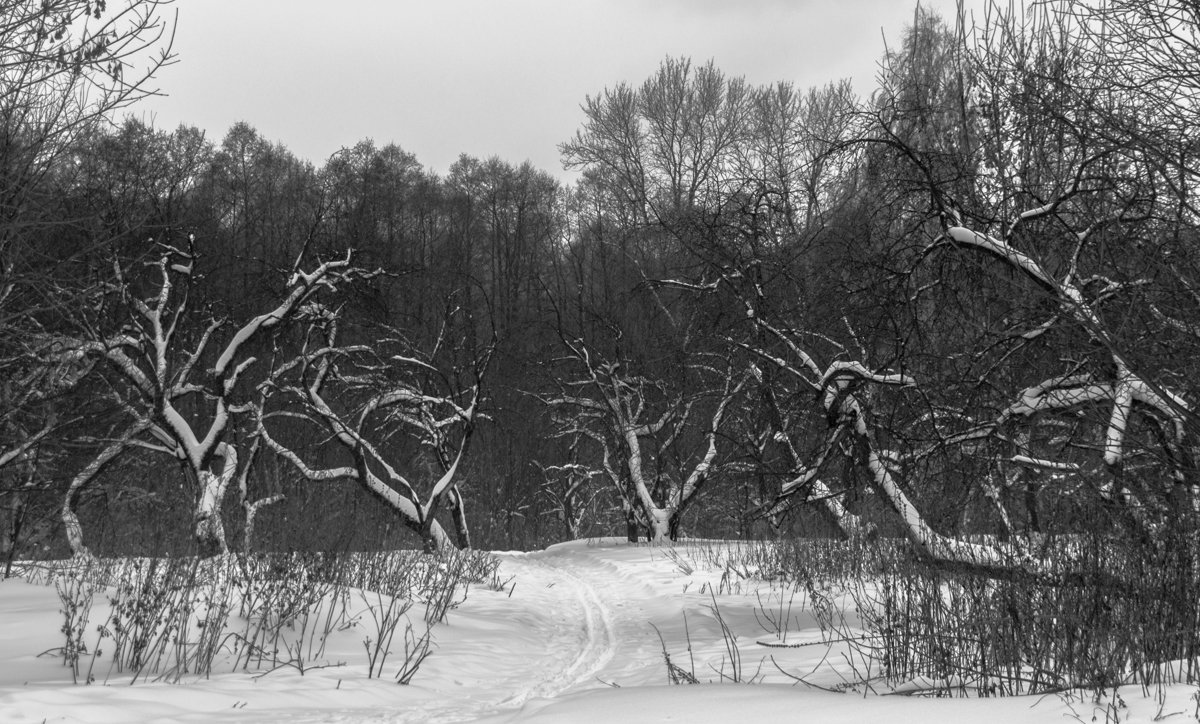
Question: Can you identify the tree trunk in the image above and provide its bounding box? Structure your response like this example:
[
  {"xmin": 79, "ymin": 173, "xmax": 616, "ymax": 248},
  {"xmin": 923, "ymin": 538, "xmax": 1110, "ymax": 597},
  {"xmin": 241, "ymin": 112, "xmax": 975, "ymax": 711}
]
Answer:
[
  {"xmin": 419, "ymin": 518, "xmax": 455, "ymax": 555},
  {"xmin": 561, "ymin": 497, "xmax": 579, "ymax": 540},
  {"xmin": 194, "ymin": 511, "xmax": 227, "ymax": 558},
  {"xmin": 448, "ymin": 486, "xmax": 471, "ymax": 549},
  {"xmin": 622, "ymin": 499, "xmax": 640, "ymax": 542},
  {"xmin": 668, "ymin": 509, "xmax": 683, "ymax": 542},
  {"xmin": 646, "ymin": 507, "xmax": 671, "ymax": 542},
  {"xmin": 1025, "ymin": 481, "xmax": 1041, "ymax": 534},
  {"xmin": 193, "ymin": 467, "xmax": 232, "ymax": 557},
  {"xmin": 62, "ymin": 493, "xmax": 88, "ymax": 558},
  {"xmin": 60, "ymin": 427, "xmax": 144, "ymax": 558},
  {"xmin": 242, "ymin": 494, "xmax": 284, "ymax": 553},
  {"xmin": 3, "ymin": 493, "xmax": 25, "ymax": 579}
]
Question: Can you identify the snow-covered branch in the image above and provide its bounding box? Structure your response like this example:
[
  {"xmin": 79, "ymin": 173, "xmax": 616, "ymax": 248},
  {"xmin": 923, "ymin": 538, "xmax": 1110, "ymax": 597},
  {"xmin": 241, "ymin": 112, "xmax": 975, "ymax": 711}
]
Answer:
[
  {"xmin": 257, "ymin": 314, "xmax": 490, "ymax": 553},
  {"xmin": 54, "ymin": 243, "xmax": 365, "ymax": 556},
  {"xmin": 545, "ymin": 337, "xmax": 747, "ymax": 541}
]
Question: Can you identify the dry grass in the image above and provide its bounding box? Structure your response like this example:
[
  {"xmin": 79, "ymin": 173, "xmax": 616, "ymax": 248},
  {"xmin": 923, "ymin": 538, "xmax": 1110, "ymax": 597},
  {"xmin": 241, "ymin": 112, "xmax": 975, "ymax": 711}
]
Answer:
[
  {"xmin": 665, "ymin": 533, "xmax": 1200, "ymax": 698},
  {"xmin": 36, "ymin": 547, "xmax": 502, "ymax": 685}
]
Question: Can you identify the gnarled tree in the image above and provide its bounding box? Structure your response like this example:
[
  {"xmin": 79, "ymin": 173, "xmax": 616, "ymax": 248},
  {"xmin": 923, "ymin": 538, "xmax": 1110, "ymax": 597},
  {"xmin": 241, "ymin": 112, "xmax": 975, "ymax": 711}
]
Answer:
[
  {"xmin": 544, "ymin": 334, "xmax": 744, "ymax": 542},
  {"xmin": 60, "ymin": 241, "xmax": 356, "ymax": 556},
  {"xmin": 258, "ymin": 304, "xmax": 492, "ymax": 553}
]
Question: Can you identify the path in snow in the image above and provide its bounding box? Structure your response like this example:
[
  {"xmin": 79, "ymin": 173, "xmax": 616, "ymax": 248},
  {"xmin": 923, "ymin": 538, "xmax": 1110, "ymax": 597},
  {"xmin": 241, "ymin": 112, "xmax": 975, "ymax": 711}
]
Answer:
[
  {"xmin": 7, "ymin": 539, "xmax": 1188, "ymax": 723},
  {"xmin": 493, "ymin": 557, "xmax": 617, "ymax": 707},
  {"xmin": 370, "ymin": 542, "xmax": 636, "ymax": 723},
  {"xmin": 379, "ymin": 538, "xmax": 857, "ymax": 722}
]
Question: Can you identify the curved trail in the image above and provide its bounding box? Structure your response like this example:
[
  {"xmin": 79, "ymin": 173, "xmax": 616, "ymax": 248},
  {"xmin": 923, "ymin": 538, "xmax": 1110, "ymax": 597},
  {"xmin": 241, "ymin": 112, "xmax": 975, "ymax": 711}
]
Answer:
[
  {"xmin": 495, "ymin": 558, "xmax": 618, "ymax": 708},
  {"xmin": 386, "ymin": 544, "xmax": 630, "ymax": 723},
  {"xmin": 1, "ymin": 540, "xmax": 1127, "ymax": 724}
]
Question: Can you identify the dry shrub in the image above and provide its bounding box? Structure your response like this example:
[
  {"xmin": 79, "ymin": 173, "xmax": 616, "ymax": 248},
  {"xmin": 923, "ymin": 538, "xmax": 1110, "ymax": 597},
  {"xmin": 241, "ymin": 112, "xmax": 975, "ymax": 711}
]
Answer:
[{"xmin": 771, "ymin": 532, "xmax": 1200, "ymax": 696}]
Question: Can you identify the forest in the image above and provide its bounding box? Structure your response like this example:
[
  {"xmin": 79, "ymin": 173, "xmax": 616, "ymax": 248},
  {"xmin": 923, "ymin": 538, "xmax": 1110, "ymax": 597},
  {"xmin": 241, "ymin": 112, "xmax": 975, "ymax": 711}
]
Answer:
[
  {"xmin": 3, "ymin": 0, "xmax": 1200, "ymax": 586},
  {"xmin": 10, "ymin": 2, "xmax": 1200, "ymax": 716}
]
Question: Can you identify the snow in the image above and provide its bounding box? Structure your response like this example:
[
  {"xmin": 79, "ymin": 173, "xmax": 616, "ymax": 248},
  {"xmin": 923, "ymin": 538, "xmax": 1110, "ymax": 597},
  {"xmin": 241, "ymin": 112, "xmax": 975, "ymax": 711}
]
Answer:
[{"xmin": 2, "ymin": 539, "xmax": 1195, "ymax": 723}]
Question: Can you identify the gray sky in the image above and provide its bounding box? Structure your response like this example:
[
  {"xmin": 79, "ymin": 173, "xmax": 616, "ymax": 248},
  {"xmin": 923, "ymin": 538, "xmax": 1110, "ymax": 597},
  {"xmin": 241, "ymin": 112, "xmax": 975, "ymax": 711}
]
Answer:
[{"xmin": 137, "ymin": 0, "xmax": 985, "ymax": 178}]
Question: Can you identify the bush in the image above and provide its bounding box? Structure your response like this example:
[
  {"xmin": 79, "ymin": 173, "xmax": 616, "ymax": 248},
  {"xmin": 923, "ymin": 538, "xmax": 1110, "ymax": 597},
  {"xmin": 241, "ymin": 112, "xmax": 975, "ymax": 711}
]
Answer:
[
  {"xmin": 770, "ymin": 533, "xmax": 1200, "ymax": 696},
  {"xmin": 40, "ymin": 547, "xmax": 497, "ymax": 685}
]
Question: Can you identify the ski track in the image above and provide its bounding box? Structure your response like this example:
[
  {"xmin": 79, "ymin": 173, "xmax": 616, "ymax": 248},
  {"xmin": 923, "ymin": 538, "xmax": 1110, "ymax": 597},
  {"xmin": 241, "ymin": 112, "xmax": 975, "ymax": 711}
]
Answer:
[
  {"xmin": 392, "ymin": 550, "xmax": 620, "ymax": 724},
  {"xmin": 498, "ymin": 558, "xmax": 617, "ymax": 707}
]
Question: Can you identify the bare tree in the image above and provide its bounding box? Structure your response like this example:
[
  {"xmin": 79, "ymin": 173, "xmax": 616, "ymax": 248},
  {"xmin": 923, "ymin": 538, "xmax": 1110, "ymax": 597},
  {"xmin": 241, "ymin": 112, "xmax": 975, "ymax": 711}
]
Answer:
[
  {"xmin": 776, "ymin": 0, "xmax": 1200, "ymax": 570},
  {"xmin": 561, "ymin": 57, "xmax": 752, "ymax": 228},
  {"xmin": 543, "ymin": 335, "xmax": 744, "ymax": 542},
  {"xmin": 258, "ymin": 305, "xmax": 492, "ymax": 554},
  {"xmin": 0, "ymin": 0, "xmax": 175, "ymax": 558},
  {"xmin": 58, "ymin": 241, "xmax": 356, "ymax": 556},
  {"xmin": 534, "ymin": 445, "xmax": 601, "ymax": 541}
]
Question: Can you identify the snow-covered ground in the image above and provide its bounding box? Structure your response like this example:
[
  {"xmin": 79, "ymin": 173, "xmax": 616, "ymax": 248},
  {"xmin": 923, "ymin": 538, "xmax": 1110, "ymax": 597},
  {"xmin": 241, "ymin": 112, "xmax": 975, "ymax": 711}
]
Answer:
[{"xmin": 2, "ymin": 538, "xmax": 1196, "ymax": 723}]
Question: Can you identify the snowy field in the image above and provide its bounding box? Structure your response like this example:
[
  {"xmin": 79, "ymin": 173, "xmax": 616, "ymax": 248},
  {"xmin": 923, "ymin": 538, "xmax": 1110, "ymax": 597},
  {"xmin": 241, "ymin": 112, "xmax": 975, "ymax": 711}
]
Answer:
[{"xmin": 2, "ymin": 538, "xmax": 1196, "ymax": 723}]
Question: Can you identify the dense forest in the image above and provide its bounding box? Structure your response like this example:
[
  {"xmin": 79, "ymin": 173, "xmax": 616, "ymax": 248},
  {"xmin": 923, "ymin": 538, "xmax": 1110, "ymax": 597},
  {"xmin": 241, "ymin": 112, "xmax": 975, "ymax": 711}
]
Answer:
[{"xmin": 4, "ymin": 0, "xmax": 1200, "ymax": 585}]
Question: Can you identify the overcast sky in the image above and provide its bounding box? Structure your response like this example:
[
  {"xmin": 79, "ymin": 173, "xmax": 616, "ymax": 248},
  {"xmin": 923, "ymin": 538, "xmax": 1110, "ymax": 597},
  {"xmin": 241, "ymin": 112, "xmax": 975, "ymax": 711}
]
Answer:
[{"xmin": 137, "ymin": 0, "xmax": 986, "ymax": 178}]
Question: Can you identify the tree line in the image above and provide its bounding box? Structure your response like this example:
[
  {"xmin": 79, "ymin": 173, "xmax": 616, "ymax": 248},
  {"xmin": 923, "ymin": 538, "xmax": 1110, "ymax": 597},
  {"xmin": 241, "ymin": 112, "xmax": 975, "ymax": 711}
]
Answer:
[{"xmin": 4, "ymin": 1, "xmax": 1200, "ymax": 579}]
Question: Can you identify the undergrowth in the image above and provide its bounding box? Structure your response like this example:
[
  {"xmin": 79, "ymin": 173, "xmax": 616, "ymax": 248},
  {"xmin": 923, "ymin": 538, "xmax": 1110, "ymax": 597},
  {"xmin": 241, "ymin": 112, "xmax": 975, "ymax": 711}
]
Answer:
[
  {"xmin": 656, "ymin": 535, "xmax": 1200, "ymax": 700},
  {"xmin": 33, "ymin": 547, "xmax": 506, "ymax": 685}
]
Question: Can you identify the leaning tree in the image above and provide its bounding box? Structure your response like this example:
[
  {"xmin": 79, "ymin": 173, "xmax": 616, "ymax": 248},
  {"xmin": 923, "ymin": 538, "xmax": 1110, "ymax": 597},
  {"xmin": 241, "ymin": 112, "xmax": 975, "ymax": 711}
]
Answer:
[
  {"xmin": 257, "ymin": 295, "xmax": 493, "ymax": 554},
  {"xmin": 59, "ymin": 240, "xmax": 359, "ymax": 557},
  {"xmin": 0, "ymin": 0, "xmax": 175, "ymax": 562}
]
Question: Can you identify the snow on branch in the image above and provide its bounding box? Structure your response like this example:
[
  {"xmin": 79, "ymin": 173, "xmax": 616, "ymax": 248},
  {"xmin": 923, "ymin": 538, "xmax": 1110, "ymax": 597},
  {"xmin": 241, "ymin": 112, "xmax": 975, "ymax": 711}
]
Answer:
[
  {"xmin": 545, "ymin": 335, "xmax": 748, "ymax": 540},
  {"xmin": 255, "ymin": 309, "xmax": 487, "ymax": 552},
  {"xmin": 818, "ymin": 360, "xmax": 914, "ymax": 390},
  {"xmin": 1010, "ymin": 455, "xmax": 1081, "ymax": 473},
  {"xmin": 213, "ymin": 251, "xmax": 353, "ymax": 378},
  {"xmin": 945, "ymin": 226, "xmax": 1056, "ymax": 290},
  {"xmin": 1001, "ymin": 374, "xmax": 1114, "ymax": 419},
  {"xmin": 0, "ymin": 417, "xmax": 56, "ymax": 471}
]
